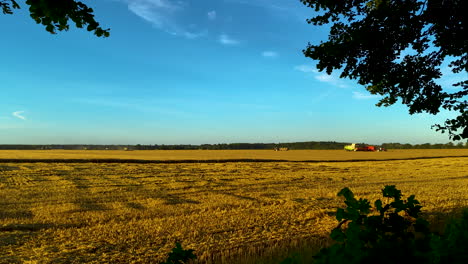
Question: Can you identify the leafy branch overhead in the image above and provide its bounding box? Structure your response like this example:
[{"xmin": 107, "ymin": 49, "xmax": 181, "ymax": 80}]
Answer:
[
  {"xmin": 301, "ymin": 0, "xmax": 467, "ymax": 140},
  {"xmin": 1, "ymin": 0, "xmax": 109, "ymax": 37}
]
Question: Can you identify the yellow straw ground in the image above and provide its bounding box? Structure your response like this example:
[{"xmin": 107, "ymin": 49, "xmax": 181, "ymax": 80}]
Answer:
[
  {"xmin": 0, "ymin": 150, "xmax": 467, "ymax": 263},
  {"xmin": 0, "ymin": 149, "xmax": 467, "ymax": 161}
]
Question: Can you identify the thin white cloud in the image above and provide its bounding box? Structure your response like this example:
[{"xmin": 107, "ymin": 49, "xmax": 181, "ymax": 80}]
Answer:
[
  {"xmin": 352, "ymin": 91, "xmax": 380, "ymax": 100},
  {"xmin": 316, "ymin": 74, "xmax": 348, "ymax": 88},
  {"xmin": 127, "ymin": 0, "xmax": 180, "ymax": 27},
  {"xmin": 219, "ymin": 34, "xmax": 239, "ymax": 45},
  {"xmin": 182, "ymin": 31, "xmax": 207, "ymax": 39},
  {"xmin": 294, "ymin": 65, "xmax": 317, "ymax": 73},
  {"xmin": 262, "ymin": 51, "xmax": 278, "ymax": 58},
  {"xmin": 295, "ymin": 65, "xmax": 349, "ymax": 88},
  {"xmin": 12, "ymin": 111, "xmax": 26, "ymax": 120},
  {"xmin": 207, "ymin": 10, "xmax": 216, "ymax": 20},
  {"xmin": 125, "ymin": 0, "xmax": 205, "ymax": 39},
  {"xmin": 315, "ymin": 73, "xmax": 334, "ymax": 83},
  {"xmin": 226, "ymin": 0, "xmax": 308, "ymax": 21}
]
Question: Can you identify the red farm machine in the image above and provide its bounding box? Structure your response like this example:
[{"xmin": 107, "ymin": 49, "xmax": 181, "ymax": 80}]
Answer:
[{"xmin": 344, "ymin": 143, "xmax": 386, "ymax": 152}]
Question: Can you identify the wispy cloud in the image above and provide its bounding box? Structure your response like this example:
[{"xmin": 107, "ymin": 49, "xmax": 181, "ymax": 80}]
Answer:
[
  {"xmin": 295, "ymin": 65, "xmax": 349, "ymax": 88},
  {"xmin": 315, "ymin": 73, "xmax": 348, "ymax": 88},
  {"xmin": 262, "ymin": 51, "xmax": 278, "ymax": 58},
  {"xmin": 315, "ymin": 73, "xmax": 335, "ymax": 83},
  {"xmin": 124, "ymin": 0, "xmax": 205, "ymax": 39},
  {"xmin": 226, "ymin": 0, "xmax": 308, "ymax": 21},
  {"xmin": 207, "ymin": 10, "xmax": 216, "ymax": 20},
  {"xmin": 219, "ymin": 34, "xmax": 240, "ymax": 45},
  {"xmin": 294, "ymin": 65, "xmax": 316, "ymax": 73},
  {"xmin": 352, "ymin": 91, "xmax": 380, "ymax": 100},
  {"xmin": 12, "ymin": 111, "xmax": 26, "ymax": 120},
  {"xmin": 182, "ymin": 31, "xmax": 207, "ymax": 39}
]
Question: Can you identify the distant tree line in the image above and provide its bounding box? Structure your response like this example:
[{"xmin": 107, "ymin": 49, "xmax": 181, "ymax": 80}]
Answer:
[
  {"xmin": 0, "ymin": 145, "xmax": 132, "ymax": 150},
  {"xmin": 0, "ymin": 141, "xmax": 466, "ymax": 150},
  {"xmin": 381, "ymin": 142, "xmax": 468, "ymax": 149}
]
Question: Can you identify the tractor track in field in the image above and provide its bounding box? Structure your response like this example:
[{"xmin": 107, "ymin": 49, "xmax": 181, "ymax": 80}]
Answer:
[{"xmin": 0, "ymin": 155, "xmax": 467, "ymax": 164}]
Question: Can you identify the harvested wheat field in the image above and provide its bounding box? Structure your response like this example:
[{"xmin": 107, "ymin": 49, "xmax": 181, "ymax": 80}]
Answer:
[
  {"xmin": 0, "ymin": 150, "xmax": 467, "ymax": 263},
  {"xmin": 1, "ymin": 149, "xmax": 468, "ymax": 162}
]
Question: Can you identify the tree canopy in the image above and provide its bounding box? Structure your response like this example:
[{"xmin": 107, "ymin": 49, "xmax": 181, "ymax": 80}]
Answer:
[
  {"xmin": 301, "ymin": 0, "xmax": 467, "ymax": 140},
  {"xmin": 1, "ymin": 0, "xmax": 109, "ymax": 37}
]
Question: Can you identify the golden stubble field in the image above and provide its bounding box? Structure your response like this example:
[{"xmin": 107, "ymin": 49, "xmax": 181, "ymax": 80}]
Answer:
[
  {"xmin": 1, "ymin": 149, "xmax": 468, "ymax": 161},
  {"xmin": 0, "ymin": 150, "xmax": 467, "ymax": 263}
]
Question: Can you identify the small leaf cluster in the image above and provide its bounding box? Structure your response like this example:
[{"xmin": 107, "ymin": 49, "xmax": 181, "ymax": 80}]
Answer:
[
  {"xmin": 1, "ymin": 0, "xmax": 110, "ymax": 37},
  {"xmin": 160, "ymin": 242, "xmax": 196, "ymax": 264},
  {"xmin": 1, "ymin": 0, "xmax": 19, "ymax": 14},
  {"xmin": 314, "ymin": 185, "xmax": 433, "ymax": 264}
]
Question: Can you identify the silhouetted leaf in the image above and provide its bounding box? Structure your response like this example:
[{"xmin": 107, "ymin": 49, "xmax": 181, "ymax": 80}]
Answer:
[{"xmin": 2, "ymin": 0, "xmax": 110, "ymax": 37}]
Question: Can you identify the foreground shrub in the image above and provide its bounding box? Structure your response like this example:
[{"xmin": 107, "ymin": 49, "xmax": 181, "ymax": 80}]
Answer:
[
  {"xmin": 160, "ymin": 242, "xmax": 196, "ymax": 264},
  {"xmin": 431, "ymin": 210, "xmax": 468, "ymax": 263},
  {"xmin": 313, "ymin": 185, "xmax": 433, "ymax": 264}
]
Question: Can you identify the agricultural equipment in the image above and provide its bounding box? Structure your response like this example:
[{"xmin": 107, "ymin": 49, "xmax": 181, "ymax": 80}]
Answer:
[
  {"xmin": 344, "ymin": 143, "xmax": 381, "ymax": 151},
  {"xmin": 274, "ymin": 147, "xmax": 289, "ymax": 151}
]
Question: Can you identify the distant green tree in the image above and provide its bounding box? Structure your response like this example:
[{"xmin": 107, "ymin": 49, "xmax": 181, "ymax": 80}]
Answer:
[
  {"xmin": 403, "ymin": 143, "xmax": 412, "ymax": 149},
  {"xmin": 301, "ymin": 0, "xmax": 467, "ymax": 140},
  {"xmin": 1, "ymin": 0, "xmax": 109, "ymax": 37},
  {"xmin": 420, "ymin": 143, "xmax": 432, "ymax": 149}
]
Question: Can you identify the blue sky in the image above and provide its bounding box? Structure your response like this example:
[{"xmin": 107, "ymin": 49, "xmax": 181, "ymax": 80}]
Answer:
[{"xmin": 0, "ymin": 0, "xmax": 464, "ymax": 144}]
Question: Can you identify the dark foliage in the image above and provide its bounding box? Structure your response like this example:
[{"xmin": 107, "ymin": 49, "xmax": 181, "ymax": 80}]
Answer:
[
  {"xmin": 1, "ymin": 0, "xmax": 109, "ymax": 37},
  {"xmin": 432, "ymin": 210, "xmax": 468, "ymax": 263},
  {"xmin": 312, "ymin": 185, "xmax": 468, "ymax": 264},
  {"xmin": 300, "ymin": 0, "xmax": 467, "ymax": 140},
  {"xmin": 314, "ymin": 185, "xmax": 433, "ymax": 264},
  {"xmin": 160, "ymin": 242, "xmax": 196, "ymax": 264}
]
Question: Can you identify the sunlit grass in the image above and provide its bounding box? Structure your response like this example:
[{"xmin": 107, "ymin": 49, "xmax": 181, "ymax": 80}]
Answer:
[
  {"xmin": 0, "ymin": 149, "xmax": 467, "ymax": 161},
  {"xmin": 0, "ymin": 151, "xmax": 467, "ymax": 263}
]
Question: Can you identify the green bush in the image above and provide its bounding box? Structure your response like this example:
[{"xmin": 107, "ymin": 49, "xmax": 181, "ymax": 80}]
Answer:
[
  {"xmin": 160, "ymin": 242, "xmax": 196, "ymax": 264},
  {"xmin": 431, "ymin": 210, "xmax": 468, "ymax": 264},
  {"xmin": 313, "ymin": 185, "xmax": 433, "ymax": 264},
  {"xmin": 311, "ymin": 185, "xmax": 468, "ymax": 264}
]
